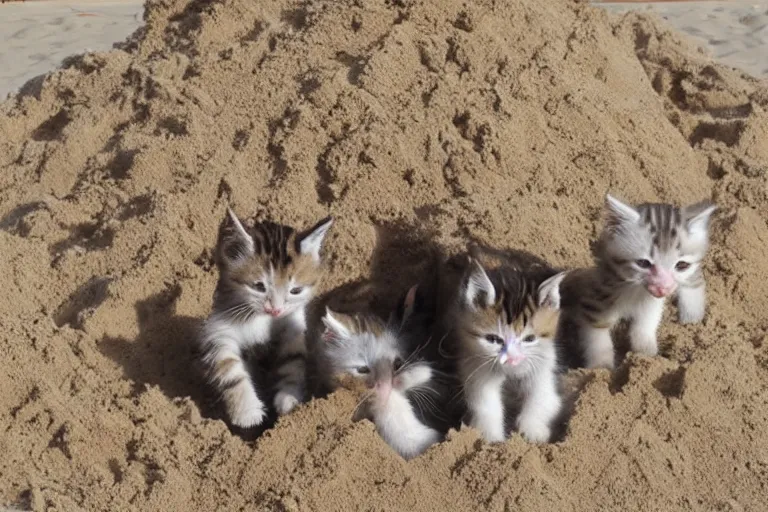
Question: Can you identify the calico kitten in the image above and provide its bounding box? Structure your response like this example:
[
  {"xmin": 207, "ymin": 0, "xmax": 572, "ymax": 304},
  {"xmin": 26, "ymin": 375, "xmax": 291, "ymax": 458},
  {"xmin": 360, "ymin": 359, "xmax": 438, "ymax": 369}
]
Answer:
[
  {"xmin": 439, "ymin": 248, "xmax": 563, "ymax": 444},
  {"xmin": 198, "ymin": 208, "xmax": 333, "ymax": 428},
  {"xmin": 321, "ymin": 286, "xmax": 456, "ymax": 460},
  {"xmin": 557, "ymin": 194, "xmax": 717, "ymax": 369}
]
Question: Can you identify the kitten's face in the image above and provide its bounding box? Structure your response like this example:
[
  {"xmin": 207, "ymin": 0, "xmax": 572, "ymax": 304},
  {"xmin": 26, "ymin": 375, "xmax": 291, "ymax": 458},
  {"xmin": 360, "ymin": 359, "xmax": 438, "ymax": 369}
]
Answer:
[
  {"xmin": 215, "ymin": 209, "xmax": 332, "ymax": 318},
  {"xmin": 460, "ymin": 261, "xmax": 559, "ymax": 377},
  {"xmin": 598, "ymin": 195, "xmax": 716, "ymax": 298},
  {"xmin": 321, "ymin": 310, "xmax": 421, "ymax": 408}
]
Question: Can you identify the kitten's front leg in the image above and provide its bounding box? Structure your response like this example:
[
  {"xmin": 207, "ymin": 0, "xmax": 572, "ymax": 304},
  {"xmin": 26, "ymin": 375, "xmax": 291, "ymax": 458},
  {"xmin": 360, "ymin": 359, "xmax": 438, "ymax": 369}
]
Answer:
[
  {"xmin": 677, "ymin": 284, "xmax": 706, "ymax": 324},
  {"xmin": 466, "ymin": 376, "xmax": 506, "ymax": 443},
  {"xmin": 629, "ymin": 296, "xmax": 665, "ymax": 357},
  {"xmin": 580, "ymin": 323, "xmax": 615, "ymax": 370},
  {"xmin": 516, "ymin": 373, "xmax": 561, "ymax": 444},
  {"xmin": 273, "ymin": 327, "xmax": 308, "ymax": 416},
  {"xmin": 202, "ymin": 337, "xmax": 267, "ymax": 428}
]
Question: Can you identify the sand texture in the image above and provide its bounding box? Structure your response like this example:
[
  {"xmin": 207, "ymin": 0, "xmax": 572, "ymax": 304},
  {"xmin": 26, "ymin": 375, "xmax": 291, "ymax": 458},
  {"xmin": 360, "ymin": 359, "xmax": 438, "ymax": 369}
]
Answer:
[{"xmin": 1, "ymin": 0, "xmax": 768, "ymax": 510}]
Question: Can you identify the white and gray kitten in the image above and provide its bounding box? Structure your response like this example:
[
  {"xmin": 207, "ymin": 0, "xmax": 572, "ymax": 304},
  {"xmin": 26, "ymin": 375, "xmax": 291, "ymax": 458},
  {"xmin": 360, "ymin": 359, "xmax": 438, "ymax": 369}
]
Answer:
[
  {"xmin": 320, "ymin": 286, "xmax": 454, "ymax": 460},
  {"xmin": 555, "ymin": 194, "xmax": 716, "ymax": 369},
  {"xmin": 439, "ymin": 248, "xmax": 563, "ymax": 444},
  {"xmin": 198, "ymin": 208, "xmax": 333, "ymax": 428}
]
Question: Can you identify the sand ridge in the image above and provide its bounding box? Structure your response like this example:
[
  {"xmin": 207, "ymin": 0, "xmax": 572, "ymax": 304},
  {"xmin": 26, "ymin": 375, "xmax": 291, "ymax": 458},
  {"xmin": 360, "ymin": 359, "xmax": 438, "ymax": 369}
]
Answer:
[{"xmin": 1, "ymin": 0, "xmax": 767, "ymax": 510}]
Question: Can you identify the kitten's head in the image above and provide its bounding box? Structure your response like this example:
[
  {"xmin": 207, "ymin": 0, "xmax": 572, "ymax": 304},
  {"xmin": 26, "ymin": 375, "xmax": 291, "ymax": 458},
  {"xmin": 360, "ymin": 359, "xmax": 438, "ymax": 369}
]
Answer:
[
  {"xmin": 214, "ymin": 208, "xmax": 333, "ymax": 319},
  {"xmin": 597, "ymin": 194, "xmax": 716, "ymax": 298},
  {"xmin": 321, "ymin": 287, "xmax": 427, "ymax": 409},
  {"xmin": 458, "ymin": 259, "xmax": 560, "ymax": 378}
]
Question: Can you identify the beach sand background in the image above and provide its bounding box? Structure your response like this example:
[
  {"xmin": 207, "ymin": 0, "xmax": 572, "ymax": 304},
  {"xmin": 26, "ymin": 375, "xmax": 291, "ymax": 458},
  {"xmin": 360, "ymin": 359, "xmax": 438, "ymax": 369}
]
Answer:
[
  {"xmin": 2, "ymin": 1, "xmax": 767, "ymax": 100},
  {"xmin": 1, "ymin": 0, "xmax": 768, "ymax": 510}
]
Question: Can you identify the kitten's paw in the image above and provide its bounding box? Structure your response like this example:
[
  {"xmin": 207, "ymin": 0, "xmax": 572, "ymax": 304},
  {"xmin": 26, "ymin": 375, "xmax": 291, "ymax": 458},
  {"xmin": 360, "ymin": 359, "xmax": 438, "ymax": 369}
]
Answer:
[
  {"xmin": 584, "ymin": 344, "xmax": 615, "ymax": 370},
  {"xmin": 274, "ymin": 391, "xmax": 301, "ymax": 416},
  {"xmin": 229, "ymin": 401, "xmax": 267, "ymax": 428},
  {"xmin": 677, "ymin": 287, "xmax": 706, "ymax": 325},
  {"xmin": 472, "ymin": 421, "xmax": 506, "ymax": 443},
  {"xmin": 678, "ymin": 302, "xmax": 705, "ymax": 324},
  {"xmin": 224, "ymin": 383, "xmax": 267, "ymax": 428},
  {"xmin": 630, "ymin": 333, "xmax": 658, "ymax": 357},
  {"xmin": 482, "ymin": 430, "xmax": 507, "ymax": 443},
  {"xmin": 517, "ymin": 419, "xmax": 551, "ymax": 444}
]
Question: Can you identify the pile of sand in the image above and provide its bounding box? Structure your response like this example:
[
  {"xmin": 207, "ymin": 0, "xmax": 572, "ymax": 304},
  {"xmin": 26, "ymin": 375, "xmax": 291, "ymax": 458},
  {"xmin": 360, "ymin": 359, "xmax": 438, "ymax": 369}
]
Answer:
[{"xmin": 1, "ymin": 0, "xmax": 767, "ymax": 509}]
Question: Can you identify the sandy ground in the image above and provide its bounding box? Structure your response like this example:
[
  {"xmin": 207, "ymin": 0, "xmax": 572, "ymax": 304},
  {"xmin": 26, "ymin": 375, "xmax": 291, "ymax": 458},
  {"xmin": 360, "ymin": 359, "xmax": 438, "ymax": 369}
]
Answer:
[
  {"xmin": 1, "ymin": 0, "xmax": 768, "ymax": 511},
  {"xmin": 2, "ymin": 1, "xmax": 768, "ymax": 100}
]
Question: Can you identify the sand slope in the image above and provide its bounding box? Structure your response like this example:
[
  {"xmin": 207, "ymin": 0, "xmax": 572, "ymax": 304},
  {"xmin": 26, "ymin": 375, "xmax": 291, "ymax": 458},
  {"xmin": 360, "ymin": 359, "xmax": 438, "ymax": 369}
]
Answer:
[{"xmin": 0, "ymin": 0, "xmax": 767, "ymax": 510}]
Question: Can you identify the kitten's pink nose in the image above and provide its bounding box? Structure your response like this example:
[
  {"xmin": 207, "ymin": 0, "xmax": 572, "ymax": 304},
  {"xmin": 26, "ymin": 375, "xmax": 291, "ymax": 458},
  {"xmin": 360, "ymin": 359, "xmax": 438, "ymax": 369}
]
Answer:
[
  {"xmin": 264, "ymin": 305, "xmax": 282, "ymax": 317},
  {"xmin": 374, "ymin": 380, "xmax": 392, "ymax": 403},
  {"xmin": 500, "ymin": 342, "xmax": 525, "ymax": 366},
  {"xmin": 647, "ymin": 266, "xmax": 677, "ymax": 298}
]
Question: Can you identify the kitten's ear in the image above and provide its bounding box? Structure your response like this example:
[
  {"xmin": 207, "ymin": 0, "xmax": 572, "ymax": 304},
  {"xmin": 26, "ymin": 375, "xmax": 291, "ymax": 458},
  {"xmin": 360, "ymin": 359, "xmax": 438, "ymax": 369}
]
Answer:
[
  {"xmin": 321, "ymin": 308, "xmax": 350, "ymax": 343},
  {"xmin": 298, "ymin": 216, "xmax": 333, "ymax": 262},
  {"xmin": 538, "ymin": 271, "xmax": 567, "ymax": 310},
  {"xmin": 219, "ymin": 207, "xmax": 254, "ymax": 264},
  {"xmin": 604, "ymin": 194, "xmax": 640, "ymax": 225},
  {"xmin": 400, "ymin": 285, "xmax": 418, "ymax": 325},
  {"xmin": 684, "ymin": 200, "xmax": 717, "ymax": 237},
  {"xmin": 464, "ymin": 259, "xmax": 496, "ymax": 308}
]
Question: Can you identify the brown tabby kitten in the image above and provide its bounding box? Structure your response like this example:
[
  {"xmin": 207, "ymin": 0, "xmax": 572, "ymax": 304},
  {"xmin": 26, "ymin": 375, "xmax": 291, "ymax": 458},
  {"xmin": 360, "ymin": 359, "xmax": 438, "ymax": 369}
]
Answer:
[
  {"xmin": 198, "ymin": 208, "xmax": 333, "ymax": 428},
  {"xmin": 556, "ymin": 194, "xmax": 716, "ymax": 369},
  {"xmin": 437, "ymin": 246, "xmax": 563, "ymax": 443}
]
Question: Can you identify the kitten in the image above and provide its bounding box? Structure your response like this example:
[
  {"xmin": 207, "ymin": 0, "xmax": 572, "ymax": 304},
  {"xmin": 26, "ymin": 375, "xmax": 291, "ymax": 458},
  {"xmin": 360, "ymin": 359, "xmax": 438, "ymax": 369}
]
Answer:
[
  {"xmin": 438, "ymin": 248, "xmax": 563, "ymax": 444},
  {"xmin": 320, "ymin": 286, "xmax": 456, "ymax": 460},
  {"xmin": 198, "ymin": 207, "xmax": 333, "ymax": 428},
  {"xmin": 557, "ymin": 194, "xmax": 717, "ymax": 369}
]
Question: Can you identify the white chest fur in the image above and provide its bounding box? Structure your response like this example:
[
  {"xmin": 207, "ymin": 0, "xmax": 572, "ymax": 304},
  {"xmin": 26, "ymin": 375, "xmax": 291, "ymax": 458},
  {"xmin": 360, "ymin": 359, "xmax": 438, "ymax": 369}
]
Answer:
[{"xmin": 202, "ymin": 309, "xmax": 305, "ymax": 349}]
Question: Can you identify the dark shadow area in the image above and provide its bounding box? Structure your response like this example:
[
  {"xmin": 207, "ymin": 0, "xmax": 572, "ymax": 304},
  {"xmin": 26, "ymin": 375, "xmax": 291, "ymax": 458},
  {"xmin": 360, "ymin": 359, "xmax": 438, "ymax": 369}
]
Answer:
[
  {"xmin": 55, "ymin": 276, "xmax": 113, "ymax": 329},
  {"xmin": 99, "ymin": 281, "xmax": 280, "ymax": 441},
  {"xmin": 14, "ymin": 72, "xmax": 46, "ymax": 102},
  {"xmin": 49, "ymin": 221, "xmax": 115, "ymax": 256},
  {"xmin": 555, "ymin": 312, "xmax": 632, "ymax": 372},
  {"xmin": 31, "ymin": 108, "xmax": 71, "ymax": 141},
  {"xmin": 98, "ymin": 283, "xmax": 222, "ymax": 422},
  {"xmin": 305, "ymin": 217, "xmax": 444, "ymax": 398},
  {"xmin": 653, "ymin": 365, "xmax": 686, "ymax": 399},
  {"xmin": 549, "ymin": 371, "xmax": 595, "ymax": 443},
  {"xmin": 0, "ymin": 201, "xmax": 48, "ymax": 237},
  {"xmin": 689, "ymin": 120, "xmax": 745, "ymax": 148}
]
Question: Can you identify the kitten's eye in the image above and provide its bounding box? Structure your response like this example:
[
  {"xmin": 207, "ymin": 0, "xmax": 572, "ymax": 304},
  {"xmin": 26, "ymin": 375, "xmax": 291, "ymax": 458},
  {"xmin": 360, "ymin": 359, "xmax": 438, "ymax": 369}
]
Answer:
[
  {"xmin": 675, "ymin": 261, "xmax": 690, "ymax": 272},
  {"xmin": 485, "ymin": 334, "xmax": 504, "ymax": 345},
  {"xmin": 252, "ymin": 281, "xmax": 266, "ymax": 292},
  {"xmin": 635, "ymin": 259, "xmax": 652, "ymax": 269},
  {"xmin": 290, "ymin": 287, "xmax": 304, "ymax": 295},
  {"xmin": 393, "ymin": 357, "xmax": 404, "ymax": 372},
  {"xmin": 356, "ymin": 366, "xmax": 370, "ymax": 375},
  {"xmin": 522, "ymin": 334, "xmax": 536, "ymax": 343}
]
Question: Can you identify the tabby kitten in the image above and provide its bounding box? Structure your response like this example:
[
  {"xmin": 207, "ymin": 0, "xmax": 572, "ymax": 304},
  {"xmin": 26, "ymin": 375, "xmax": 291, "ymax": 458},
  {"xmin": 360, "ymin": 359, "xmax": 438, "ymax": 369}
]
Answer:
[
  {"xmin": 558, "ymin": 194, "xmax": 716, "ymax": 369},
  {"xmin": 199, "ymin": 208, "xmax": 333, "ymax": 428},
  {"xmin": 439, "ymin": 249, "xmax": 563, "ymax": 444},
  {"xmin": 321, "ymin": 286, "xmax": 456, "ymax": 460}
]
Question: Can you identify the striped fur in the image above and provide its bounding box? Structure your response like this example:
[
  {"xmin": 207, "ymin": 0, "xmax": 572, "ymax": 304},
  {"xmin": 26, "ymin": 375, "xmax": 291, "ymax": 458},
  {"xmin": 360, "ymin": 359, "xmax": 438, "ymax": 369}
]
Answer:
[
  {"xmin": 199, "ymin": 208, "xmax": 332, "ymax": 428},
  {"xmin": 438, "ymin": 246, "xmax": 563, "ymax": 444},
  {"xmin": 559, "ymin": 194, "xmax": 716, "ymax": 369}
]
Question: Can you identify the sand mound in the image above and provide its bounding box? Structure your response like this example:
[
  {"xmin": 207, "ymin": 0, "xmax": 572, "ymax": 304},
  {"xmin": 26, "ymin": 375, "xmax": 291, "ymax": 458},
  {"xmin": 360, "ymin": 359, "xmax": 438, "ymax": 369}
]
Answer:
[{"xmin": 1, "ymin": 0, "xmax": 767, "ymax": 510}]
